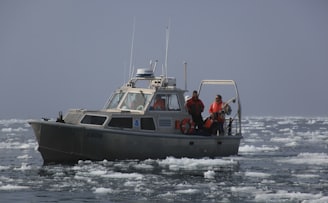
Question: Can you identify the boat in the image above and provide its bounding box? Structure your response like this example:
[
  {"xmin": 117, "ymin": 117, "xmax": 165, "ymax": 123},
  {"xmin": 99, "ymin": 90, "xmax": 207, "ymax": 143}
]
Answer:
[{"xmin": 29, "ymin": 64, "xmax": 243, "ymax": 164}]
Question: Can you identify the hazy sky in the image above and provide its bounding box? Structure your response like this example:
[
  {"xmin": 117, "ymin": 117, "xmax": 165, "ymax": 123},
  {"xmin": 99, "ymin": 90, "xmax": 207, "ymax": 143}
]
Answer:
[{"xmin": 1, "ymin": 0, "xmax": 327, "ymax": 119}]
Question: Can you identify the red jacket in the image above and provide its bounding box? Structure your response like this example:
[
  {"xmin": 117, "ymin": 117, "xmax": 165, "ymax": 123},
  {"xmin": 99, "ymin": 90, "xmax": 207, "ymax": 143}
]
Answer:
[
  {"xmin": 153, "ymin": 99, "xmax": 165, "ymax": 110},
  {"xmin": 186, "ymin": 97, "xmax": 204, "ymax": 116}
]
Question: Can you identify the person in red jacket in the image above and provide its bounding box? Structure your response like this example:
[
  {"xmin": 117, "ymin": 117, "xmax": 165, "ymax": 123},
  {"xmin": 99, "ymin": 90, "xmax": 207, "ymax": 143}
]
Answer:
[
  {"xmin": 209, "ymin": 94, "xmax": 231, "ymax": 135},
  {"xmin": 186, "ymin": 90, "xmax": 204, "ymax": 131}
]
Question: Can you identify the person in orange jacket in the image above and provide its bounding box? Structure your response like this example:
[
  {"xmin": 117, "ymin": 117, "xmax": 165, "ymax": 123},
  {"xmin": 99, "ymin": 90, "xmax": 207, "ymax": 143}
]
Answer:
[
  {"xmin": 209, "ymin": 94, "xmax": 231, "ymax": 135},
  {"xmin": 153, "ymin": 95, "xmax": 165, "ymax": 110},
  {"xmin": 186, "ymin": 90, "xmax": 204, "ymax": 131}
]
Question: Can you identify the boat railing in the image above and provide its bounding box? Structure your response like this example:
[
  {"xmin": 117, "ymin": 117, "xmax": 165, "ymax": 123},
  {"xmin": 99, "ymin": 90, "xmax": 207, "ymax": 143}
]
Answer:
[{"xmin": 198, "ymin": 79, "xmax": 242, "ymax": 136}]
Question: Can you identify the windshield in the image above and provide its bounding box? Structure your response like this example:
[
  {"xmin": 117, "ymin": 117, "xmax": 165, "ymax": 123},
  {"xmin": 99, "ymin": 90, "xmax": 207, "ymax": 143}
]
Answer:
[
  {"xmin": 119, "ymin": 92, "xmax": 152, "ymax": 111},
  {"xmin": 106, "ymin": 91, "xmax": 126, "ymax": 109}
]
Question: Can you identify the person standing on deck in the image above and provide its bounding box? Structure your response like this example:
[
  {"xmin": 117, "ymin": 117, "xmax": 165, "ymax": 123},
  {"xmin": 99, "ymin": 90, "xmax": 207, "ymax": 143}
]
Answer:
[
  {"xmin": 186, "ymin": 90, "xmax": 204, "ymax": 131},
  {"xmin": 209, "ymin": 94, "xmax": 231, "ymax": 135}
]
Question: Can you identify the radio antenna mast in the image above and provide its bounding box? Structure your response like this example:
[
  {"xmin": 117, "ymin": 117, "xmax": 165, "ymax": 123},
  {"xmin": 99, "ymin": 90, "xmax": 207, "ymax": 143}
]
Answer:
[
  {"xmin": 164, "ymin": 20, "xmax": 170, "ymax": 78},
  {"xmin": 129, "ymin": 17, "xmax": 136, "ymax": 79}
]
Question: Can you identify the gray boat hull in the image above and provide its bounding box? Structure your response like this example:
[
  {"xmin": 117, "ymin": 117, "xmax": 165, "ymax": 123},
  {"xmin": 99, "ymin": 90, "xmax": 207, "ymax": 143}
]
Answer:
[{"xmin": 29, "ymin": 121, "xmax": 242, "ymax": 164}]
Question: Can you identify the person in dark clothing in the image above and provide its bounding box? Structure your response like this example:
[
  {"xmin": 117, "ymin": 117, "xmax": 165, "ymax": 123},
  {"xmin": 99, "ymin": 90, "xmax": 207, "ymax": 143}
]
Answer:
[{"xmin": 186, "ymin": 90, "xmax": 205, "ymax": 131}]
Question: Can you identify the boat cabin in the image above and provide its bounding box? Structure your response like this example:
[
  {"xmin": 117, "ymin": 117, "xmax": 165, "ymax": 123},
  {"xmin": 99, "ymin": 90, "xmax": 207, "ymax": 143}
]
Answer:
[{"xmin": 63, "ymin": 69, "xmax": 191, "ymax": 134}]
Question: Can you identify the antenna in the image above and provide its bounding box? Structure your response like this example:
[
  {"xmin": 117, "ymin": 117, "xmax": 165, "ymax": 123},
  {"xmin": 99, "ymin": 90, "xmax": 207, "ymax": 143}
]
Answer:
[
  {"xmin": 161, "ymin": 64, "xmax": 165, "ymax": 76},
  {"xmin": 129, "ymin": 17, "xmax": 136, "ymax": 79},
  {"xmin": 123, "ymin": 61, "xmax": 127, "ymax": 85},
  {"xmin": 164, "ymin": 20, "xmax": 170, "ymax": 78},
  {"xmin": 152, "ymin": 60, "xmax": 158, "ymax": 72},
  {"xmin": 184, "ymin": 61, "xmax": 187, "ymax": 90}
]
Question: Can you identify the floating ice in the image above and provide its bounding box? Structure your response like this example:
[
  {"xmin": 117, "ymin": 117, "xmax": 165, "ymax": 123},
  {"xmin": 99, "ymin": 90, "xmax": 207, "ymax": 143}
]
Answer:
[
  {"xmin": 254, "ymin": 190, "xmax": 323, "ymax": 202},
  {"xmin": 102, "ymin": 172, "xmax": 143, "ymax": 179},
  {"xmin": 0, "ymin": 119, "xmax": 28, "ymax": 126},
  {"xmin": 1, "ymin": 127, "xmax": 28, "ymax": 132},
  {"xmin": 293, "ymin": 174, "xmax": 320, "ymax": 179},
  {"xmin": 244, "ymin": 171, "xmax": 270, "ymax": 178},
  {"xmin": 231, "ymin": 186, "xmax": 258, "ymax": 193},
  {"xmin": 204, "ymin": 170, "xmax": 215, "ymax": 179},
  {"xmin": 157, "ymin": 157, "xmax": 237, "ymax": 171},
  {"xmin": 93, "ymin": 187, "xmax": 114, "ymax": 194},
  {"xmin": 0, "ymin": 184, "xmax": 29, "ymax": 191},
  {"xmin": 239, "ymin": 145, "xmax": 279, "ymax": 153},
  {"xmin": 175, "ymin": 188, "xmax": 200, "ymax": 194},
  {"xmin": 277, "ymin": 153, "xmax": 328, "ymax": 165},
  {"xmin": 14, "ymin": 163, "xmax": 31, "ymax": 171},
  {"xmin": 0, "ymin": 165, "xmax": 10, "ymax": 170}
]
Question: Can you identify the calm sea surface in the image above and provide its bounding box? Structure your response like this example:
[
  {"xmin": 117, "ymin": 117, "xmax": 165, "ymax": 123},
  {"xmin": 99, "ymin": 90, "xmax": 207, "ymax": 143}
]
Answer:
[{"xmin": 0, "ymin": 117, "xmax": 327, "ymax": 202}]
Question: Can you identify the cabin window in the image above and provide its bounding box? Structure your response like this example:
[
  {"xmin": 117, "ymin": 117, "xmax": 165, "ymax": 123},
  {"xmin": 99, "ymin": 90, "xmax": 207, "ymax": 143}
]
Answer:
[
  {"xmin": 120, "ymin": 92, "xmax": 152, "ymax": 111},
  {"xmin": 108, "ymin": 117, "xmax": 133, "ymax": 128},
  {"xmin": 81, "ymin": 115, "xmax": 107, "ymax": 125},
  {"xmin": 106, "ymin": 91, "xmax": 125, "ymax": 109},
  {"xmin": 149, "ymin": 93, "xmax": 181, "ymax": 111},
  {"xmin": 167, "ymin": 94, "xmax": 181, "ymax": 111},
  {"xmin": 141, "ymin": 118, "xmax": 155, "ymax": 130}
]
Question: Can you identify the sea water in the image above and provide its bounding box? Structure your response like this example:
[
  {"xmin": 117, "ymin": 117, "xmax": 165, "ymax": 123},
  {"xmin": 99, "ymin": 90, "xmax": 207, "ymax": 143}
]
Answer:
[{"xmin": 0, "ymin": 117, "xmax": 327, "ymax": 202}]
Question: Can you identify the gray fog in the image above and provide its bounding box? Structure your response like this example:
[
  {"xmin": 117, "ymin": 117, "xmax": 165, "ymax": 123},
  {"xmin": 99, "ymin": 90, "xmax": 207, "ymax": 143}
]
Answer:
[{"xmin": 1, "ymin": 0, "xmax": 328, "ymax": 119}]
